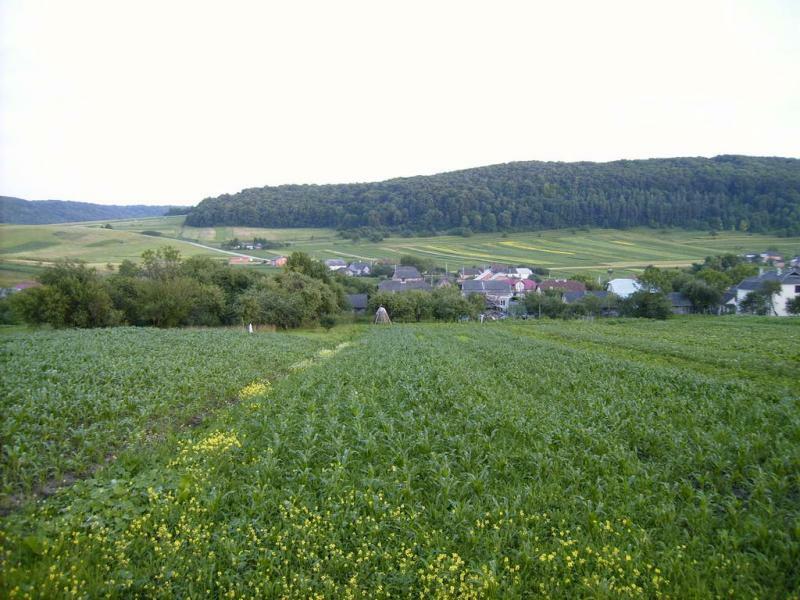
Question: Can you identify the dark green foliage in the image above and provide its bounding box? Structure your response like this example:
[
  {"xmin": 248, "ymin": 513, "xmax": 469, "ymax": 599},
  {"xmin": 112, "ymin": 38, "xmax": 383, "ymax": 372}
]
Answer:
[
  {"xmin": 0, "ymin": 196, "xmax": 174, "ymax": 224},
  {"xmin": 681, "ymin": 279, "xmax": 722, "ymax": 312},
  {"xmin": 285, "ymin": 251, "xmax": 331, "ymax": 283},
  {"xmin": 10, "ymin": 261, "xmax": 120, "ymax": 327},
  {"xmin": 370, "ymin": 263, "xmax": 395, "ymax": 278},
  {"xmin": 185, "ymin": 156, "xmax": 800, "ymax": 234},
  {"xmin": 319, "ymin": 314, "xmax": 337, "ymax": 330},
  {"xmin": 399, "ymin": 254, "xmax": 435, "ymax": 274},
  {"xmin": 164, "ymin": 206, "xmax": 191, "ymax": 216},
  {"xmin": 570, "ymin": 272, "xmax": 603, "ymax": 291},
  {"xmin": 620, "ymin": 290, "xmax": 673, "ymax": 319},
  {"xmin": 643, "ymin": 256, "xmax": 760, "ymax": 312},
  {"xmin": 523, "ymin": 290, "xmax": 567, "ymax": 318},
  {"xmin": 235, "ymin": 271, "xmax": 339, "ymax": 329},
  {"xmin": 786, "ymin": 295, "xmax": 800, "ymax": 315},
  {"xmin": 368, "ymin": 288, "xmax": 479, "ymax": 322},
  {"xmin": 740, "ymin": 291, "xmax": 770, "ymax": 315},
  {"xmin": 0, "ymin": 297, "xmax": 20, "ymax": 324},
  {"xmin": 13, "ymin": 248, "xmax": 344, "ymax": 330}
]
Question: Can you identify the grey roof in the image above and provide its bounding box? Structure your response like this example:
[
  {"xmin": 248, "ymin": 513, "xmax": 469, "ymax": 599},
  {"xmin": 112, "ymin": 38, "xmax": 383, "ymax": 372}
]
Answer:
[
  {"xmin": 324, "ymin": 258, "xmax": 347, "ymax": 267},
  {"xmin": 348, "ymin": 262, "xmax": 370, "ymax": 271},
  {"xmin": 459, "ymin": 267, "xmax": 481, "ymax": 277},
  {"xmin": 563, "ymin": 290, "xmax": 611, "ymax": 303},
  {"xmin": 393, "ymin": 266, "xmax": 422, "ymax": 280},
  {"xmin": 345, "ymin": 294, "xmax": 368, "ymax": 309},
  {"xmin": 667, "ymin": 292, "xmax": 693, "ymax": 307},
  {"xmin": 736, "ymin": 269, "xmax": 800, "ymax": 290},
  {"xmin": 378, "ymin": 280, "xmax": 432, "ymax": 293},
  {"xmin": 462, "ymin": 280, "xmax": 513, "ymax": 294}
]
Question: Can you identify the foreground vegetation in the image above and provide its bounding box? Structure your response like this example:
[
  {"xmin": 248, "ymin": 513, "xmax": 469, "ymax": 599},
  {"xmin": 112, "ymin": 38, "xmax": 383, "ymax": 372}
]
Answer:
[
  {"xmin": 0, "ymin": 328, "xmax": 346, "ymax": 503},
  {"xmin": 1, "ymin": 317, "xmax": 798, "ymax": 598}
]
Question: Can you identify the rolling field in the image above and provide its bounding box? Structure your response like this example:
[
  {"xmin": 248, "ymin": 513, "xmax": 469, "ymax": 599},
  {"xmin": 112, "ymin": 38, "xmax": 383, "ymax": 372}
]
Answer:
[
  {"xmin": 1, "ymin": 318, "xmax": 799, "ymax": 598},
  {"xmin": 0, "ymin": 224, "xmax": 220, "ymax": 279},
  {"xmin": 2, "ymin": 218, "xmax": 799, "ymax": 285}
]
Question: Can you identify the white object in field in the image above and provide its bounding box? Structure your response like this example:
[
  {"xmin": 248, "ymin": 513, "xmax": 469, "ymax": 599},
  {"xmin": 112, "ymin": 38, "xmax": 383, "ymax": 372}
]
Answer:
[
  {"xmin": 248, "ymin": 323, "xmax": 254, "ymax": 334},
  {"xmin": 374, "ymin": 306, "xmax": 391, "ymax": 324}
]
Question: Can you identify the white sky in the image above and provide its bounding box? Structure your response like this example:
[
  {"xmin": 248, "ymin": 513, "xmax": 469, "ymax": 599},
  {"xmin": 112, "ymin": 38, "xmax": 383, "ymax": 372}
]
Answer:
[{"xmin": 1, "ymin": 0, "xmax": 798, "ymax": 206}]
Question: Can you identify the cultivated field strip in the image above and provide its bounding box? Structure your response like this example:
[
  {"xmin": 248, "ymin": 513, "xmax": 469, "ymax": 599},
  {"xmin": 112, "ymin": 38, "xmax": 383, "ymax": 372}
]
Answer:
[
  {"xmin": 4, "ymin": 220, "xmax": 800, "ymax": 280},
  {"xmin": 0, "ymin": 328, "xmax": 346, "ymax": 504},
  {"xmin": 1, "ymin": 319, "xmax": 798, "ymax": 597}
]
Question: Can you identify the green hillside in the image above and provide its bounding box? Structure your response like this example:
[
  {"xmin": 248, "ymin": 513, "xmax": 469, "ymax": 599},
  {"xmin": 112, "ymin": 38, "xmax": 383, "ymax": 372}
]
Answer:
[
  {"xmin": 2, "ymin": 318, "xmax": 798, "ymax": 597},
  {"xmin": 185, "ymin": 156, "xmax": 800, "ymax": 235},
  {"xmin": 0, "ymin": 223, "xmax": 220, "ymax": 282}
]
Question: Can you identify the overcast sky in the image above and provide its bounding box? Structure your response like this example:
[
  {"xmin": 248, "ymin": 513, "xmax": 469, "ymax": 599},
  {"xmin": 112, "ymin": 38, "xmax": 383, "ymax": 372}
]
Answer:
[{"xmin": 1, "ymin": 0, "xmax": 798, "ymax": 206}]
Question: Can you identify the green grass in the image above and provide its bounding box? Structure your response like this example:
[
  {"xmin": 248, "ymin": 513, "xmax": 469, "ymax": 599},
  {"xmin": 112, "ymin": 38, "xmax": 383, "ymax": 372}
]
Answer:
[
  {"xmin": 0, "ymin": 224, "xmax": 222, "ymax": 283},
  {"xmin": 1, "ymin": 317, "xmax": 798, "ymax": 598}
]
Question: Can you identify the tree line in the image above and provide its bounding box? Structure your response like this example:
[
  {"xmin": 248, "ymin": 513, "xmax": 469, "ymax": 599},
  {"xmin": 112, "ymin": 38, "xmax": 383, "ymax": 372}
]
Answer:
[
  {"xmin": 185, "ymin": 156, "xmax": 800, "ymax": 236},
  {"xmin": 3, "ymin": 249, "xmax": 345, "ymax": 329}
]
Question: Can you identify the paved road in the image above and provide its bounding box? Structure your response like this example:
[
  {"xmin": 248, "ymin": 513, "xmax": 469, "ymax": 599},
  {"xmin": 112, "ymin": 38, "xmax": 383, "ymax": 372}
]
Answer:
[{"xmin": 181, "ymin": 240, "xmax": 266, "ymax": 261}]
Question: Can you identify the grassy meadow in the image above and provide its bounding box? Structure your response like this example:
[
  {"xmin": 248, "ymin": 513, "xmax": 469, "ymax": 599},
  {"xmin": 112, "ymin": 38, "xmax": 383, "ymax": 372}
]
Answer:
[
  {"xmin": 1, "ymin": 317, "xmax": 798, "ymax": 598},
  {"xmin": 0, "ymin": 223, "xmax": 220, "ymax": 282},
  {"xmin": 2, "ymin": 217, "xmax": 800, "ymax": 286}
]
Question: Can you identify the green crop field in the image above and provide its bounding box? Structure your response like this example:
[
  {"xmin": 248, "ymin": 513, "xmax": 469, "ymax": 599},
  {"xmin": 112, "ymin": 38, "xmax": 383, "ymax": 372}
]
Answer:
[
  {"xmin": 0, "ymin": 327, "xmax": 351, "ymax": 503},
  {"xmin": 1, "ymin": 317, "xmax": 799, "ymax": 598}
]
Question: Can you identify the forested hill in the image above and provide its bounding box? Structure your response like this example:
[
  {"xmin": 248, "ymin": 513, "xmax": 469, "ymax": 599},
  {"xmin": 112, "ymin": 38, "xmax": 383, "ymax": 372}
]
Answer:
[
  {"xmin": 186, "ymin": 156, "xmax": 800, "ymax": 235},
  {"xmin": 0, "ymin": 197, "xmax": 176, "ymax": 224}
]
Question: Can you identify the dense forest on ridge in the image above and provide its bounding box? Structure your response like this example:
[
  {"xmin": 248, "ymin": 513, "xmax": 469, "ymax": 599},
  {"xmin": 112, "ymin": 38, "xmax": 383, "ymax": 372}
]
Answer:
[
  {"xmin": 0, "ymin": 197, "xmax": 175, "ymax": 224},
  {"xmin": 185, "ymin": 156, "xmax": 800, "ymax": 235}
]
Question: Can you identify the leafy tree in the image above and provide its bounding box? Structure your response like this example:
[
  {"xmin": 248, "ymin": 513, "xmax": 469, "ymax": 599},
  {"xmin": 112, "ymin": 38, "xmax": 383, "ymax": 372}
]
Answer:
[
  {"xmin": 399, "ymin": 255, "xmax": 434, "ymax": 274},
  {"xmin": 0, "ymin": 297, "xmax": 19, "ymax": 324},
  {"xmin": 786, "ymin": 295, "xmax": 800, "ymax": 315},
  {"xmin": 320, "ymin": 314, "xmax": 337, "ymax": 330},
  {"xmin": 137, "ymin": 278, "xmax": 225, "ymax": 327},
  {"xmin": 639, "ymin": 266, "xmax": 681, "ymax": 292},
  {"xmin": 370, "ymin": 263, "xmax": 395, "ymax": 278},
  {"xmin": 140, "ymin": 246, "xmax": 182, "ymax": 280},
  {"xmin": 523, "ymin": 290, "xmax": 566, "ymax": 319},
  {"xmin": 285, "ymin": 252, "xmax": 331, "ymax": 283},
  {"xmin": 680, "ymin": 279, "xmax": 722, "ymax": 313},
  {"xmin": 740, "ymin": 291, "xmax": 769, "ymax": 315},
  {"xmin": 235, "ymin": 271, "xmax": 338, "ymax": 329},
  {"xmin": 620, "ymin": 291, "xmax": 672, "ymax": 319},
  {"xmin": 695, "ymin": 269, "xmax": 733, "ymax": 293},
  {"xmin": 12, "ymin": 260, "xmax": 120, "ymax": 327},
  {"xmin": 430, "ymin": 287, "xmax": 479, "ymax": 321}
]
